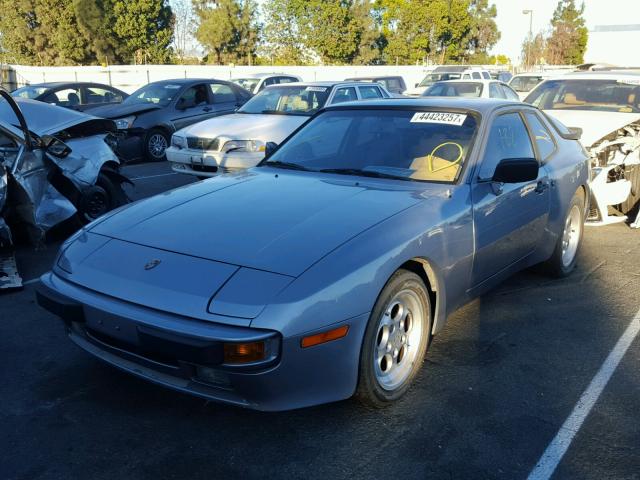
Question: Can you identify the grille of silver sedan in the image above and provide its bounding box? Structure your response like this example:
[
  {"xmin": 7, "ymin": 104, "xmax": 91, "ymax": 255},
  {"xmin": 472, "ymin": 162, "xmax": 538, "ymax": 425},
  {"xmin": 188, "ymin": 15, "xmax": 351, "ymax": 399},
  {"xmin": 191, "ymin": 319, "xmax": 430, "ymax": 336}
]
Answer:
[{"xmin": 186, "ymin": 137, "xmax": 220, "ymax": 151}]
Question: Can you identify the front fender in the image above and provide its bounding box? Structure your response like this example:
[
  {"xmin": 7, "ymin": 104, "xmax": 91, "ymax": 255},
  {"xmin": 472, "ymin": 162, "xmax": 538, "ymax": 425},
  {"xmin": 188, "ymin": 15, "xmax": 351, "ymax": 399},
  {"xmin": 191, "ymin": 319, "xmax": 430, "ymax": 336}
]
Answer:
[{"xmin": 251, "ymin": 186, "xmax": 474, "ymax": 338}]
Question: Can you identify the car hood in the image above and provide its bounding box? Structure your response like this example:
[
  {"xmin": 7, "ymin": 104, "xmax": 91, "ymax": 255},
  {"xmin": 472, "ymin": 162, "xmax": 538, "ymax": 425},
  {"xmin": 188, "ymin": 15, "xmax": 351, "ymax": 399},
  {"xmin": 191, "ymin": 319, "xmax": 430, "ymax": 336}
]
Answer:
[
  {"xmin": 180, "ymin": 113, "xmax": 309, "ymax": 143},
  {"xmin": 85, "ymin": 102, "xmax": 162, "ymax": 119},
  {"xmin": 90, "ymin": 170, "xmax": 423, "ymax": 277},
  {"xmin": 0, "ymin": 97, "xmax": 115, "ymax": 136},
  {"xmin": 544, "ymin": 109, "xmax": 640, "ymax": 147}
]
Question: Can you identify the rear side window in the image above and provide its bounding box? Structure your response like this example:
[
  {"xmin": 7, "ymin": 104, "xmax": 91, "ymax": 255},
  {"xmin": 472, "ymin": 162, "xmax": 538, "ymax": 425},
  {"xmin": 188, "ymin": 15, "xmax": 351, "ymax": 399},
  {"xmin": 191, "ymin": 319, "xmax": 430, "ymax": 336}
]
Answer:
[
  {"xmin": 489, "ymin": 83, "xmax": 505, "ymax": 99},
  {"xmin": 501, "ymin": 85, "xmax": 520, "ymax": 101},
  {"xmin": 209, "ymin": 83, "xmax": 237, "ymax": 104},
  {"xmin": 525, "ymin": 112, "xmax": 556, "ymax": 161},
  {"xmin": 472, "ymin": 72, "xmax": 482, "ymax": 80},
  {"xmin": 479, "ymin": 112, "xmax": 536, "ymax": 179},
  {"xmin": 359, "ymin": 86, "xmax": 383, "ymax": 99},
  {"xmin": 85, "ymin": 86, "xmax": 123, "ymax": 104},
  {"xmin": 332, "ymin": 87, "xmax": 358, "ymax": 104},
  {"xmin": 482, "ymin": 71, "xmax": 491, "ymax": 80}
]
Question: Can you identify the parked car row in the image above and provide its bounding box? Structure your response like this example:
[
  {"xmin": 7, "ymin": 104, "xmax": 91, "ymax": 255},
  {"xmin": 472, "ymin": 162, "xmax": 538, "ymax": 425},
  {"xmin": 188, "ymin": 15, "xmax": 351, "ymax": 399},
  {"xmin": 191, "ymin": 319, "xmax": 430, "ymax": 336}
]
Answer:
[{"xmin": 9, "ymin": 69, "xmax": 639, "ymax": 228}]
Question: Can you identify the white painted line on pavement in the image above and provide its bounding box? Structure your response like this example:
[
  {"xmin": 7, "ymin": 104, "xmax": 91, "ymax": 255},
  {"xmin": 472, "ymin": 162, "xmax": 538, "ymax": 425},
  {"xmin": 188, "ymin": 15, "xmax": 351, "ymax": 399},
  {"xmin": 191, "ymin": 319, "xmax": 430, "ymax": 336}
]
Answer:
[
  {"xmin": 129, "ymin": 172, "xmax": 179, "ymax": 181},
  {"xmin": 527, "ymin": 308, "xmax": 640, "ymax": 480}
]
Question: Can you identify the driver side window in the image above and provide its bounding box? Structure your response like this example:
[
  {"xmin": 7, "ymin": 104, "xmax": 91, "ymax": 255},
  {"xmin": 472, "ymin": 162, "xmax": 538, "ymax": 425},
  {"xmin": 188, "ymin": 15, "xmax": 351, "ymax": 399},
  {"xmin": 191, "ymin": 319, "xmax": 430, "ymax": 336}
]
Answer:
[
  {"xmin": 177, "ymin": 84, "xmax": 208, "ymax": 109},
  {"xmin": 478, "ymin": 112, "xmax": 536, "ymax": 180}
]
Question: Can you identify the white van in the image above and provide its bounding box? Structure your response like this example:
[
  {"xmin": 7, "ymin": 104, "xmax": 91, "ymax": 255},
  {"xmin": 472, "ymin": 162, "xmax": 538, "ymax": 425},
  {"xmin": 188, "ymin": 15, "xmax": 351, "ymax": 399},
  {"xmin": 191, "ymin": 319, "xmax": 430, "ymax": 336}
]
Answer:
[{"xmin": 404, "ymin": 66, "xmax": 491, "ymax": 96}]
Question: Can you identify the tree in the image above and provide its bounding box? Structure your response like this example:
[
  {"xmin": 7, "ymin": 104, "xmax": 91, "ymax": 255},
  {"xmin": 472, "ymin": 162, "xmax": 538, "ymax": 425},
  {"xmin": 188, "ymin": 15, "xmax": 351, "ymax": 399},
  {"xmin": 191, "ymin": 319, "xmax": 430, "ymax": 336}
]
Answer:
[
  {"xmin": 0, "ymin": 0, "xmax": 93, "ymax": 65},
  {"xmin": 111, "ymin": 0, "xmax": 174, "ymax": 64},
  {"xmin": 521, "ymin": 32, "xmax": 546, "ymax": 67},
  {"xmin": 545, "ymin": 0, "xmax": 588, "ymax": 65},
  {"xmin": 195, "ymin": 0, "xmax": 260, "ymax": 65},
  {"xmin": 172, "ymin": 0, "xmax": 197, "ymax": 62},
  {"xmin": 262, "ymin": 0, "xmax": 310, "ymax": 64},
  {"xmin": 374, "ymin": 0, "xmax": 499, "ymax": 65}
]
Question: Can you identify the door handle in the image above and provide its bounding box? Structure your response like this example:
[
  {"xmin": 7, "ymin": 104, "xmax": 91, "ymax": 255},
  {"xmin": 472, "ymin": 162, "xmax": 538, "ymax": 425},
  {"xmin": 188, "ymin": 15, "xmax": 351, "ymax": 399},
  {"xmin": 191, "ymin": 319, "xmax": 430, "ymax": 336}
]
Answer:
[{"xmin": 535, "ymin": 180, "xmax": 549, "ymax": 194}]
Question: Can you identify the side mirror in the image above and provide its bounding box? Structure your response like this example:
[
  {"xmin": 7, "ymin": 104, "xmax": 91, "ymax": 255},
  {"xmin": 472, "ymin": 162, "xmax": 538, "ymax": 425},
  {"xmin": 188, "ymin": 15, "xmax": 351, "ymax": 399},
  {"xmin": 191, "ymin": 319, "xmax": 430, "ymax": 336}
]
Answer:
[
  {"xmin": 491, "ymin": 158, "xmax": 538, "ymax": 183},
  {"xmin": 41, "ymin": 135, "xmax": 71, "ymax": 158},
  {"xmin": 415, "ymin": 83, "xmax": 419, "ymax": 88},
  {"xmin": 265, "ymin": 141, "xmax": 278, "ymax": 158}
]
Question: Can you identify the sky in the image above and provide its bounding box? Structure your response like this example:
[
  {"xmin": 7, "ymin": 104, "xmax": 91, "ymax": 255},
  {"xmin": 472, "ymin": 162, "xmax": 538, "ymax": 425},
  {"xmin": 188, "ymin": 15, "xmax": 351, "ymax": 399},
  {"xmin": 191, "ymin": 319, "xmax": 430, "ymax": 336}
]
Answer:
[{"xmin": 490, "ymin": 0, "xmax": 638, "ymax": 62}]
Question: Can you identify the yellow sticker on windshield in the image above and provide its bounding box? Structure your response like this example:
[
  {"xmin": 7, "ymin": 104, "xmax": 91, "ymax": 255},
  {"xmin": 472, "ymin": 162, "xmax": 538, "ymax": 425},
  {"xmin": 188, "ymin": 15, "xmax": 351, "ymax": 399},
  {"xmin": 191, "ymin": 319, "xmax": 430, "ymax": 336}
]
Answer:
[{"xmin": 410, "ymin": 112, "xmax": 467, "ymax": 126}]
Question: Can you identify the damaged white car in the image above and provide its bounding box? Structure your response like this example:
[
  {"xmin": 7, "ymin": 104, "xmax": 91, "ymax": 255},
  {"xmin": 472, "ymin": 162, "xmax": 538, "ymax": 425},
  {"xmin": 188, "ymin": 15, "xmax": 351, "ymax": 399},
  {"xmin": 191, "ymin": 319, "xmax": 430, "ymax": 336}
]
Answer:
[
  {"xmin": 525, "ymin": 72, "xmax": 640, "ymax": 226},
  {"xmin": 1, "ymin": 90, "xmax": 130, "ymax": 289}
]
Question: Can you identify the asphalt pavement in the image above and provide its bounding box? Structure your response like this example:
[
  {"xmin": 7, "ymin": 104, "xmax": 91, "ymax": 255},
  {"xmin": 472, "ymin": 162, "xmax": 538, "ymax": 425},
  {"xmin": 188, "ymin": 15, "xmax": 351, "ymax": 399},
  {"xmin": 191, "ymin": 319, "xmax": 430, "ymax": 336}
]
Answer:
[{"xmin": 1, "ymin": 162, "xmax": 639, "ymax": 480}]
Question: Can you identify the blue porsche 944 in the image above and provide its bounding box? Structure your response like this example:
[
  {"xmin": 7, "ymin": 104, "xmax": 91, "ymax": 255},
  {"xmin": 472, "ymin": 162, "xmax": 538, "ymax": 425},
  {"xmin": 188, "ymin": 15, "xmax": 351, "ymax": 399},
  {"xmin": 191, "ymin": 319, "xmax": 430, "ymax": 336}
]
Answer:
[{"xmin": 37, "ymin": 98, "xmax": 590, "ymax": 411}]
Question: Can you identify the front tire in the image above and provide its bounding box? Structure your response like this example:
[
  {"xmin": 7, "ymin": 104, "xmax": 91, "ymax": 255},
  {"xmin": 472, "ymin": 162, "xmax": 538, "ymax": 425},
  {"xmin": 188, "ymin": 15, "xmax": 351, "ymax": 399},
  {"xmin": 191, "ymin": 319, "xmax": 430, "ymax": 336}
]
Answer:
[
  {"xmin": 144, "ymin": 128, "xmax": 170, "ymax": 162},
  {"xmin": 542, "ymin": 190, "xmax": 585, "ymax": 277},
  {"xmin": 356, "ymin": 269, "xmax": 432, "ymax": 408}
]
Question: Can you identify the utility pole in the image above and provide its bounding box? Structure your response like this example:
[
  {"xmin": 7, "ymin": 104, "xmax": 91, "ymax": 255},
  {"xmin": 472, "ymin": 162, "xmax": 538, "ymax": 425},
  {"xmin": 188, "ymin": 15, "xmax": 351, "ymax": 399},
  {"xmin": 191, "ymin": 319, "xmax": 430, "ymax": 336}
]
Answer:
[{"xmin": 522, "ymin": 9, "xmax": 533, "ymax": 70}]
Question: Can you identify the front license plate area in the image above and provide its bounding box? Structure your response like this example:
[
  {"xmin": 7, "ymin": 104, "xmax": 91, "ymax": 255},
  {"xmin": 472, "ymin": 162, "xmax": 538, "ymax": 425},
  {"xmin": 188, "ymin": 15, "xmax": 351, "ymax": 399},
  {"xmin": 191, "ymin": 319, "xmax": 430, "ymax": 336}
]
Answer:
[{"xmin": 84, "ymin": 307, "xmax": 139, "ymax": 345}]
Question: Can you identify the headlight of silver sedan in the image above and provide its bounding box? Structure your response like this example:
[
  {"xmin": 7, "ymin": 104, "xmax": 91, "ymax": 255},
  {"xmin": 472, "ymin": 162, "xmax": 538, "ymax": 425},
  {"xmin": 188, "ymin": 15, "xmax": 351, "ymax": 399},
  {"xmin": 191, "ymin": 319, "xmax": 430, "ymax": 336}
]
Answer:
[
  {"xmin": 220, "ymin": 139, "xmax": 265, "ymax": 154},
  {"xmin": 171, "ymin": 135, "xmax": 186, "ymax": 149}
]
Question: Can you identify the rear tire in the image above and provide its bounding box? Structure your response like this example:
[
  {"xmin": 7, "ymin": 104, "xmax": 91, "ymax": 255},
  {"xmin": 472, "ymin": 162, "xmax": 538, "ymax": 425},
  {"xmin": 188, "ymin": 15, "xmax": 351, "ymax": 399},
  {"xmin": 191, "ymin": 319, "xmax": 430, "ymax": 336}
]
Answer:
[
  {"xmin": 76, "ymin": 172, "xmax": 127, "ymax": 225},
  {"xmin": 355, "ymin": 269, "xmax": 432, "ymax": 408},
  {"xmin": 542, "ymin": 190, "xmax": 585, "ymax": 277}
]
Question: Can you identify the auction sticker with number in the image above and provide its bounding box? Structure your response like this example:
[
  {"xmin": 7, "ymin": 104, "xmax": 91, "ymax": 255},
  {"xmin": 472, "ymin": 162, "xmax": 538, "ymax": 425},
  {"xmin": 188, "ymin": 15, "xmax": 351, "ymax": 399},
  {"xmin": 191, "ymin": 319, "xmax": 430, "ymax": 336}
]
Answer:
[
  {"xmin": 305, "ymin": 86, "xmax": 328, "ymax": 92},
  {"xmin": 410, "ymin": 112, "xmax": 467, "ymax": 126}
]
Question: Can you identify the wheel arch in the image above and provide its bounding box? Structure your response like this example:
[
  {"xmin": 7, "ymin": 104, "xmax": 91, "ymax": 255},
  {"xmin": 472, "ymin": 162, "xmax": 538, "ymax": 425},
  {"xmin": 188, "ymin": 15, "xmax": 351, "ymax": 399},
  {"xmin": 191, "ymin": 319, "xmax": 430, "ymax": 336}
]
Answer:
[{"xmin": 398, "ymin": 257, "xmax": 447, "ymax": 335}]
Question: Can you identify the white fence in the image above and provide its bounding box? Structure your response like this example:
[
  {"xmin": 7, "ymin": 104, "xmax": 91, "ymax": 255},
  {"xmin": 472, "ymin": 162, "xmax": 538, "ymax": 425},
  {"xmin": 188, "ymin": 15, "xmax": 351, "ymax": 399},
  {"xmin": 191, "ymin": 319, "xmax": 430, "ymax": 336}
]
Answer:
[{"xmin": 4, "ymin": 64, "xmax": 442, "ymax": 93}]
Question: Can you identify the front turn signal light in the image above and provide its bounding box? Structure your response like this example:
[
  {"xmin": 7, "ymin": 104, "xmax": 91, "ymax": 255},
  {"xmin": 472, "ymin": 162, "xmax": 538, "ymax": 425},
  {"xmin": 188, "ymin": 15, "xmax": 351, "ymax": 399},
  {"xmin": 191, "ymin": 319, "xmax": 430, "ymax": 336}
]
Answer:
[
  {"xmin": 301, "ymin": 325, "xmax": 349, "ymax": 348},
  {"xmin": 223, "ymin": 341, "xmax": 266, "ymax": 364}
]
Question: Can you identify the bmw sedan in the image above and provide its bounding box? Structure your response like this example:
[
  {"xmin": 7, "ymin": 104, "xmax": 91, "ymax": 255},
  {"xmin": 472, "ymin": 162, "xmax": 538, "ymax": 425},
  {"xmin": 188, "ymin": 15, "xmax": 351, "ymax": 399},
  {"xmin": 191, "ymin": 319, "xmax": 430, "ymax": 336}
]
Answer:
[
  {"xmin": 37, "ymin": 98, "xmax": 589, "ymax": 411},
  {"xmin": 167, "ymin": 81, "xmax": 392, "ymax": 178}
]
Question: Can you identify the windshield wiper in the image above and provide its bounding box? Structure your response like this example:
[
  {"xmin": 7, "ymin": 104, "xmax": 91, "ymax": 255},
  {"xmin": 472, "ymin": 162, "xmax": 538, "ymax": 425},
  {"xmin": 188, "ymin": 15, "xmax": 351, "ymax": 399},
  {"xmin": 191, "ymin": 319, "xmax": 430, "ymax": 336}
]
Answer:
[
  {"xmin": 319, "ymin": 168, "xmax": 409, "ymax": 181},
  {"xmin": 260, "ymin": 109, "xmax": 287, "ymax": 115},
  {"xmin": 264, "ymin": 161, "xmax": 311, "ymax": 171}
]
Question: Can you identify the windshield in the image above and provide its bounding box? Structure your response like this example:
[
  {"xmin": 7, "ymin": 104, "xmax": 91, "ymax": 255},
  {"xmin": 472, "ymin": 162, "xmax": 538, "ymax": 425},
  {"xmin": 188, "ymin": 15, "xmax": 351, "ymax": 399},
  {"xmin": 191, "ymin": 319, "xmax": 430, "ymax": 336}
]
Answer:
[
  {"xmin": 123, "ymin": 83, "xmax": 182, "ymax": 106},
  {"xmin": 423, "ymin": 82, "xmax": 483, "ymax": 98},
  {"xmin": 232, "ymin": 78, "xmax": 260, "ymax": 92},
  {"xmin": 238, "ymin": 85, "xmax": 330, "ymax": 116},
  {"xmin": 509, "ymin": 76, "xmax": 543, "ymax": 92},
  {"xmin": 261, "ymin": 109, "xmax": 477, "ymax": 183},
  {"xmin": 11, "ymin": 86, "xmax": 50, "ymax": 99},
  {"xmin": 418, "ymin": 73, "xmax": 462, "ymax": 87},
  {"xmin": 525, "ymin": 79, "xmax": 640, "ymax": 113}
]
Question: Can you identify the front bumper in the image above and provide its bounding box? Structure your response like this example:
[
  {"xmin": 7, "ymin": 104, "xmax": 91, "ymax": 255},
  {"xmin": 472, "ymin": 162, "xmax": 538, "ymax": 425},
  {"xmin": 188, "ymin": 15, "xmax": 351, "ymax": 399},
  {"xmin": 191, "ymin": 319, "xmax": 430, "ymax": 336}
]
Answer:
[
  {"xmin": 167, "ymin": 147, "xmax": 263, "ymax": 178},
  {"xmin": 114, "ymin": 129, "xmax": 145, "ymax": 162},
  {"xmin": 36, "ymin": 272, "xmax": 365, "ymax": 411}
]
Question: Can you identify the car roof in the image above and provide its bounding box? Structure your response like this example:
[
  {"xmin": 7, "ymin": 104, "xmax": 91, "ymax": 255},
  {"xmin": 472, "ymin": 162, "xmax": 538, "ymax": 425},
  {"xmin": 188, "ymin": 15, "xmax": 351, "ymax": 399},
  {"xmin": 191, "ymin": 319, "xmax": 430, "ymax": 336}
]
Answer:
[
  {"xmin": 322, "ymin": 97, "xmax": 523, "ymax": 115},
  {"xmin": 432, "ymin": 66, "xmax": 487, "ymax": 73},
  {"xmin": 231, "ymin": 73, "xmax": 298, "ymax": 79},
  {"xmin": 345, "ymin": 76, "xmax": 402, "ymax": 81},
  {"xmin": 17, "ymin": 82, "xmax": 116, "ymax": 89},
  {"xmin": 147, "ymin": 78, "xmax": 220, "ymax": 86},
  {"xmin": 266, "ymin": 81, "xmax": 389, "ymax": 89},
  {"xmin": 431, "ymin": 79, "xmax": 503, "ymax": 85},
  {"xmin": 547, "ymin": 71, "xmax": 640, "ymax": 81}
]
